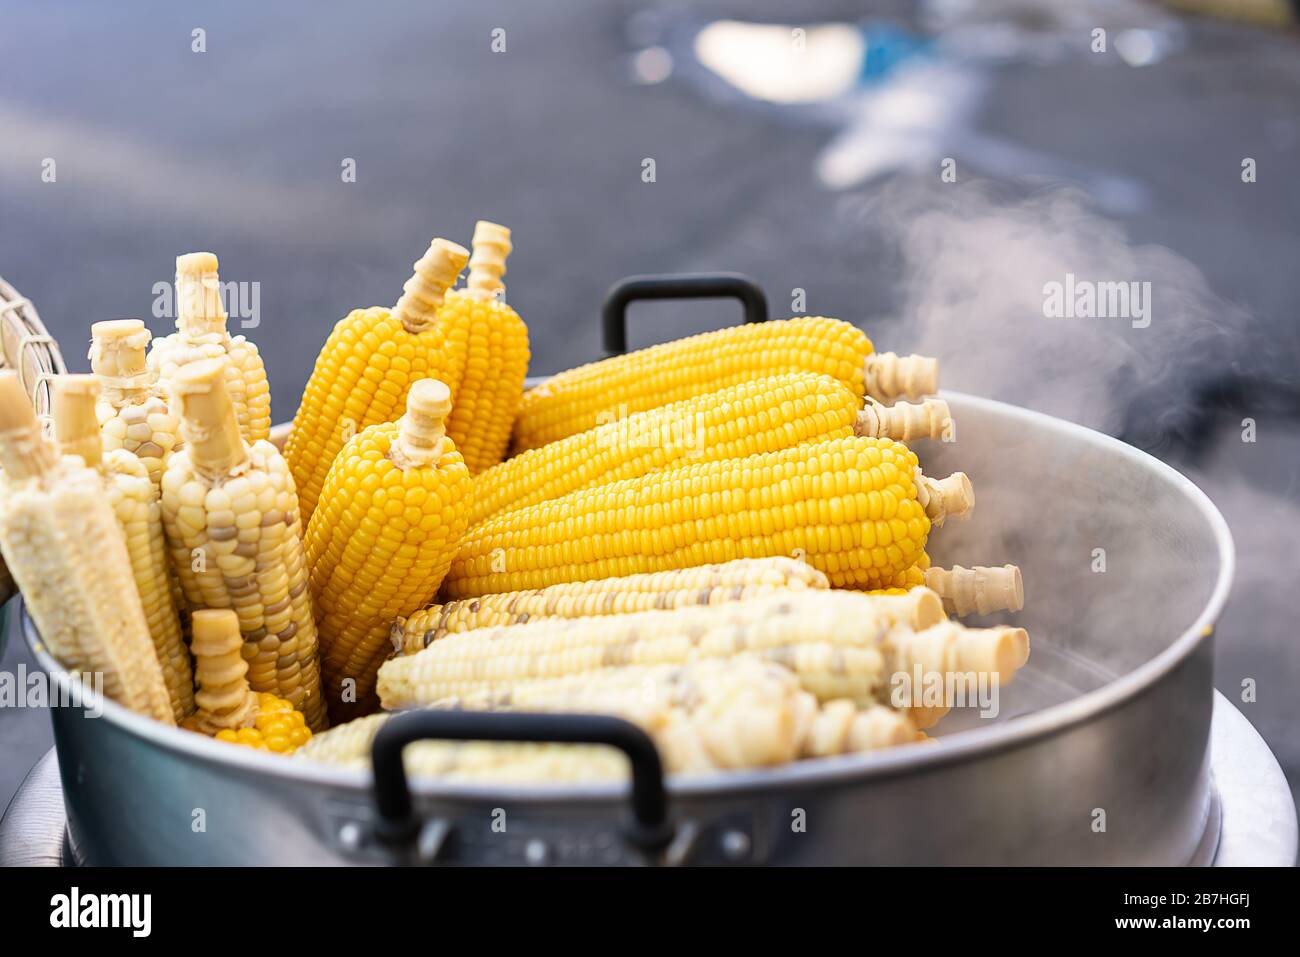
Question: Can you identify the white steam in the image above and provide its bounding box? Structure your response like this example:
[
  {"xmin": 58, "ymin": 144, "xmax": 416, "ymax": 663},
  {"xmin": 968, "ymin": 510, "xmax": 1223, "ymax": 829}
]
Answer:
[{"xmin": 844, "ymin": 179, "xmax": 1251, "ymax": 439}]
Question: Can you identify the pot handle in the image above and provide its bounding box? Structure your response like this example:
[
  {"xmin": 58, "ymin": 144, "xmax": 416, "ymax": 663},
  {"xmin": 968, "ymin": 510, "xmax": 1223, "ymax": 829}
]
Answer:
[
  {"xmin": 601, "ymin": 273, "xmax": 768, "ymax": 355},
  {"xmin": 371, "ymin": 709, "xmax": 675, "ymax": 858}
]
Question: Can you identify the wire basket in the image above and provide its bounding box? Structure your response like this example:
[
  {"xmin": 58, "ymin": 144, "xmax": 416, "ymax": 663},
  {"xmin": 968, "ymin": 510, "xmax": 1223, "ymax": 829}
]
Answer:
[{"xmin": 0, "ymin": 274, "xmax": 68, "ymax": 606}]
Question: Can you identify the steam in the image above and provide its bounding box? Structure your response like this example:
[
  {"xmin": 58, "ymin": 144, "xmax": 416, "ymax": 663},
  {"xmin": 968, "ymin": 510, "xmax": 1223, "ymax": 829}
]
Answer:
[
  {"xmin": 844, "ymin": 179, "xmax": 1253, "ymax": 440},
  {"xmin": 845, "ymin": 180, "xmax": 1298, "ymax": 781}
]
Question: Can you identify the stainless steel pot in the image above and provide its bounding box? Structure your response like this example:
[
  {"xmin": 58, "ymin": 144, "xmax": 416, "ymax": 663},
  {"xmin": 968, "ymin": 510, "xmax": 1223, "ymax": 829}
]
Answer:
[{"xmin": 23, "ymin": 390, "xmax": 1235, "ymax": 865}]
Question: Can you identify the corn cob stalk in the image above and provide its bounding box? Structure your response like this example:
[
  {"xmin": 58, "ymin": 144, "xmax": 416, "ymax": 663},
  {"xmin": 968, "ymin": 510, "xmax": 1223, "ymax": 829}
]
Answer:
[
  {"xmin": 0, "ymin": 372, "xmax": 174, "ymax": 723},
  {"xmin": 855, "ymin": 396, "xmax": 952, "ymax": 443},
  {"xmin": 394, "ymin": 557, "xmax": 829, "ymax": 655},
  {"xmin": 478, "ymin": 372, "xmax": 953, "ymax": 526},
  {"xmin": 53, "ymin": 375, "xmax": 193, "ymax": 721},
  {"xmin": 181, "ymin": 609, "xmax": 312, "ymax": 753},
  {"xmin": 149, "ymin": 253, "xmax": 270, "ymax": 443},
  {"xmin": 160, "ymin": 359, "xmax": 326, "ymax": 730},
  {"xmin": 90, "ymin": 319, "xmax": 182, "ymax": 489},
  {"xmin": 285, "ymin": 238, "xmax": 469, "ymax": 520},
  {"xmin": 379, "ymin": 589, "xmax": 1027, "ymax": 729},
  {"xmin": 924, "ymin": 564, "xmax": 1024, "ymax": 617},
  {"xmin": 302, "ymin": 658, "xmax": 921, "ymax": 779},
  {"xmin": 305, "ymin": 378, "xmax": 472, "ymax": 722},
  {"xmin": 437, "ymin": 221, "xmax": 530, "ymax": 475},
  {"xmin": 446, "ymin": 436, "xmax": 971, "ymax": 598},
  {"xmin": 511, "ymin": 315, "xmax": 939, "ymax": 452},
  {"xmin": 863, "ymin": 353, "xmax": 939, "ymax": 408}
]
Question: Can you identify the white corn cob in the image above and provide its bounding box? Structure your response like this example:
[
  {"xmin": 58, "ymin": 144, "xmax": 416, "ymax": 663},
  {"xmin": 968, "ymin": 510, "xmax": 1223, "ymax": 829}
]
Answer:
[
  {"xmin": 149, "ymin": 252, "xmax": 271, "ymax": 443},
  {"xmin": 379, "ymin": 589, "xmax": 1028, "ymax": 728},
  {"xmin": 300, "ymin": 658, "xmax": 921, "ymax": 779},
  {"xmin": 90, "ymin": 319, "xmax": 182, "ymax": 488},
  {"xmin": 0, "ymin": 372, "xmax": 174, "ymax": 723},
  {"xmin": 53, "ymin": 374, "xmax": 193, "ymax": 721},
  {"xmin": 160, "ymin": 358, "xmax": 325, "ymax": 730},
  {"xmin": 392, "ymin": 557, "xmax": 831, "ymax": 654}
]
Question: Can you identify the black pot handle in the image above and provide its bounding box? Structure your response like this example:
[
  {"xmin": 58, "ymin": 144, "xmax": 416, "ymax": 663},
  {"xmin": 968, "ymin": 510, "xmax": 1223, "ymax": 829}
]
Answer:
[
  {"xmin": 371, "ymin": 709, "xmax": 674, "ymax": 857},
  {"xmin": 601, "ymin": 273, "xmax": 768, "ymax": 355}
]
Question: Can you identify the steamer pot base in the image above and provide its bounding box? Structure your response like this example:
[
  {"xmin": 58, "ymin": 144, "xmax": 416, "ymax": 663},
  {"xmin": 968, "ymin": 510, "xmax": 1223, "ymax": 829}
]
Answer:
[
  {"xmin": 12, "ymin": 393, "xmax": 1263, "ymax": 865},
  {"xmin": 2, "ymin": 693, "xmax": 1292, "ymax": 865}
]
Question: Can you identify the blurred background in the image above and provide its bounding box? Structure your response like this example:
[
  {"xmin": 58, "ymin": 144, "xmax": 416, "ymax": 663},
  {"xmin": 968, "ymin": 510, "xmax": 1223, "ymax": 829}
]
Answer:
[{"xmin": 1, "ymin": 0, "xmax": 1297, "ymax": 811}]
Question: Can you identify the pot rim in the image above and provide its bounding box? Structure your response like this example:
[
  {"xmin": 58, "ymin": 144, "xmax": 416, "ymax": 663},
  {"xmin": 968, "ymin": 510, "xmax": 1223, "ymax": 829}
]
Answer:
[{"xmin": 23, "ymin": 391, "xmax": 1235, "ymax": 802}]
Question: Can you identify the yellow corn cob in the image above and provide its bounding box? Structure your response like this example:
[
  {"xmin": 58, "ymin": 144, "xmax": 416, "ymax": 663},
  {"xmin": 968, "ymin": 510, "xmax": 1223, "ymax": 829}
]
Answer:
[
  {"xmin": 90, "ymin": 319, "xmax": 182, "ymax": 489},
  {"xmin": 446, "ymin": 436, "xmax": 972, "ymax": 598},
  {"xmin": 160, "ymin": 359, "xmax": 326, "ymax": 730},
  {"xmin": 0, "ymin": 372, "xmax": 174, "ymax": 723},
  {"xmin": 53, "ymin": 375, "xmax": 193, "ymax": 721},
  {"xmin": 867, "ymin": 552, "xmax": 930, "ymax": 597},
  {"xmin": 181, "ymin": 609, "xmax": 312, "ymax": 753},
  {"xmin": 512, "ymin": 315, "xmax": 939, "ymax": 452},
  {"xmin": 394, "ymin": 557, "xmax": 830, "ymax": 654},
  {"xmin": 285, "ymin": 238, "xmax": 469, "ymax": 520},
  {"xmin": 924, "ymin": 564, "xmax": 1024, "ymax": 616},
  {"xmin": 378, "ymin": 589, "xmax": 1026, "ymax": 728},
  {"xmin": 305, "ymin": 378, "xmax": 472, "ymax": 722},
  {"xmin": 475, "ymin": 372, "xmax": 860, "ymax": 527},
  {"xmin": 437, "ymin": 221, "xmax": 530, "ymax": 475},
  {"xmin": 302, "ymin": 658, "xmax": 920, "ymax": 778},
  {"xmin": 149, "ymin": 253, "xmax": 270, "ymax": 443}
]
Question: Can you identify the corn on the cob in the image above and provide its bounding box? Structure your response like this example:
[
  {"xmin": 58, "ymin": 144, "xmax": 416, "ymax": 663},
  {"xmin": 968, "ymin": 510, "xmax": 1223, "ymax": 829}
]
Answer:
[
  {"xmin": 181, "ymin": 609, "xmax": 312, "ymax": 753},
  {"xmin": 0, "ymin": 372, "xmax": 174, "ymax": 722},
  {"xmin": 437, "ymin": 221, "xmax": 530, "ymax": 475},
  {"xmin": 90, "ymin": 319, "xmax": 182, "ymax": 489},
  {"xmin": 149, "ymin": 253, "xmax": 270, "ymax": 443},
  {"xmin": 160, "ymin": 358, "xmax": 326, "ymax": 730},
  {"xmin": 445, "ymin": 436, "xmax": 972, "ymax": 598},
  {"xmin": 382, "ymin": 587, "xmax": 941, "ymax": 703},
  {"xmin": 394, "ymin": 557, "xmax": 829, "ymax": 654},
  {"xmin": 472, "ymin": 373, "xmax": 857, "ymax": 526},
  {"xmin": 511, "ymin": 315, "xmax": 939, "ymax": 452},
  {"xmin": 305, "ymin": 378, "xmax": 472, "ymax": 722},
  {"xmin": 379, "ymin": 589, "xmax": 1027, "ymax": 728},
  {"xmin": 925, "ymin": 564, "xmax": 1024, "ymax": 616},
  {"xmin": 285, "ymin": 238, "xmax": 469, "ymax": 520},
  {"xmin": 302, "ymin": 658, "xmax": 920, "ymax": 779},
  {"xmin": 302, "ymin": 723, "xmax": 634, "ymax": 783},
  {"xmin": 53, "ymin": 375, "xmax": 193, "ymax": 721}
]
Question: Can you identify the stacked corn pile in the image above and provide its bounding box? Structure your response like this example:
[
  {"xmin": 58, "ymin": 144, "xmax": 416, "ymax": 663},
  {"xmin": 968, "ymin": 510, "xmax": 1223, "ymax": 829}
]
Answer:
[
  {"xmin": 287, "ymin": 239, "xmax": 1030, "ymax": 780},
  {"xmin": 4, "ymin": 224, "xmax": 1030, "ymax": 783}
]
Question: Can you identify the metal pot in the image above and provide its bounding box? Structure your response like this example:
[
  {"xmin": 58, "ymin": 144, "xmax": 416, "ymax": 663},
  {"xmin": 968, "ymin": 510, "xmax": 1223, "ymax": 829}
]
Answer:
[{"xmin": 23, "ymin": 388, "xmax": 1235, "ymax": 865}]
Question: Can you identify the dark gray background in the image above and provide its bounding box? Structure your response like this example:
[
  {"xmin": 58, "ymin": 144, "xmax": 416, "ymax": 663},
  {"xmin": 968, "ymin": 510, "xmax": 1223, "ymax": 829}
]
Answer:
[{"xmin": 2, "ymin": 1, "xmax": 1297, "ymax": 818}]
